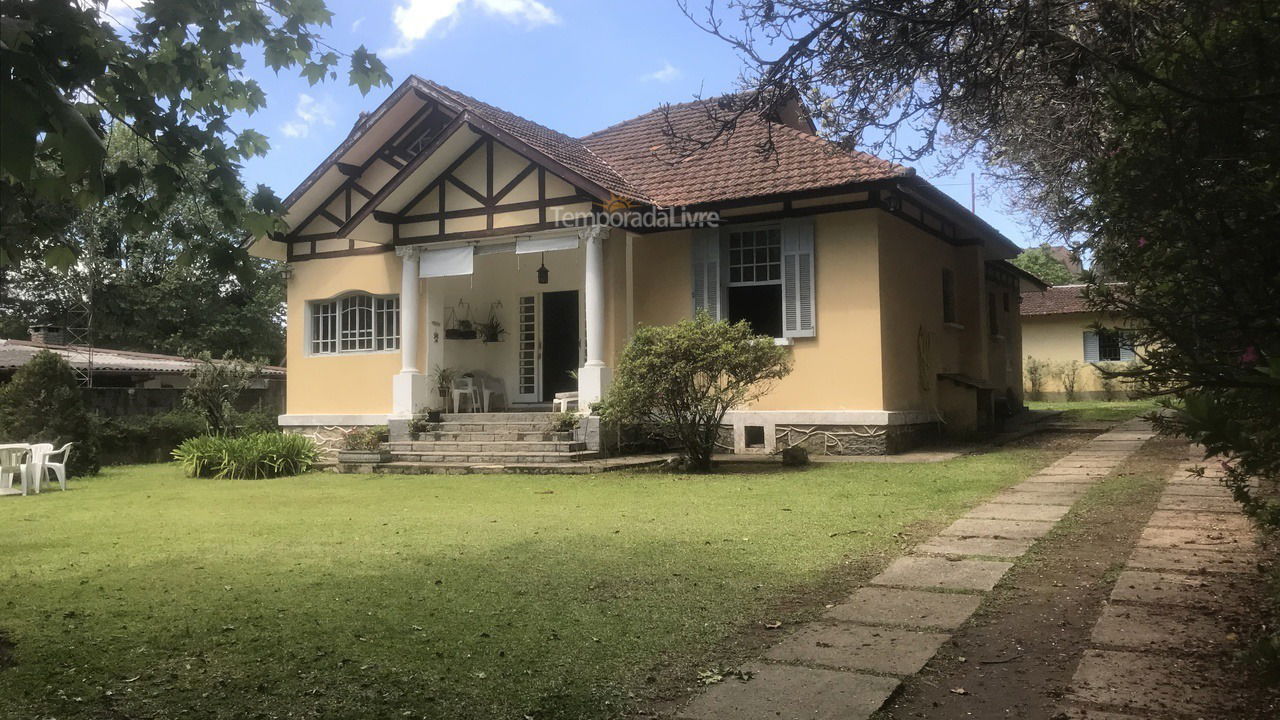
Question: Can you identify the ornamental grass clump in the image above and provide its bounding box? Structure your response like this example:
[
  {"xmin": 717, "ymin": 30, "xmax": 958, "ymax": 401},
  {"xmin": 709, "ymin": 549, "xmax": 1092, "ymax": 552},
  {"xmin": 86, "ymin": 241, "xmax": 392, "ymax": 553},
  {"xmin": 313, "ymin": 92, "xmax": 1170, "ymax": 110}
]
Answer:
[{"xmin": 172, "ymin": 432, "xmax": 318, "ymax": 479}]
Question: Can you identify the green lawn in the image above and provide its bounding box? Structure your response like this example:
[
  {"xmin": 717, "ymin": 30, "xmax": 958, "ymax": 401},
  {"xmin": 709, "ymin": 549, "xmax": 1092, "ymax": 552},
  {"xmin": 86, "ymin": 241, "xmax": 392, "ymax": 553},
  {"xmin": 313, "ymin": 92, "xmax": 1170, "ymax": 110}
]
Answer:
[
  {"xmin": 4, "ymin": 451, "xmax": 1061, "ymax": 719},
  {"xmin": 1027, "ymin": 399, "xmax": 1159, "ymax": 423}
]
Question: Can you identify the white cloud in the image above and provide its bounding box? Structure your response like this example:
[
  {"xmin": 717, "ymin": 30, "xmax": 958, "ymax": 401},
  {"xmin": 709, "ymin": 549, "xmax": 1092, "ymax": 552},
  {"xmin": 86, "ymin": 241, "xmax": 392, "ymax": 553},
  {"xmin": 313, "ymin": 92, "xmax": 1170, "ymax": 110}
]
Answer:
[
  {"xmin": 382, "ymin": 0, "xmax": 558, "ymax": 58},
  {"xmin": 351, "ymin": 16, "xmax": 366, "ymax": 32},
  {"xmin": 280, "ymin": 94, "xmax": 337, "ymax": 139},
  {"xmin": 641, "ymin": 61, "xmax": 681, "ymax": 83}
]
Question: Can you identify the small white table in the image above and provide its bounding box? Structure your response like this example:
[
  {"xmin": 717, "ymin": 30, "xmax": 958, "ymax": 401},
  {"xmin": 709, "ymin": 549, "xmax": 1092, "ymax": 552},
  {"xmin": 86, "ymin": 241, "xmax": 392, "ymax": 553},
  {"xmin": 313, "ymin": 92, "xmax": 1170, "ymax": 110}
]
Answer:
[{"xmin": 0, "ymin": 443, "xmax": 35, "ymax": 496}]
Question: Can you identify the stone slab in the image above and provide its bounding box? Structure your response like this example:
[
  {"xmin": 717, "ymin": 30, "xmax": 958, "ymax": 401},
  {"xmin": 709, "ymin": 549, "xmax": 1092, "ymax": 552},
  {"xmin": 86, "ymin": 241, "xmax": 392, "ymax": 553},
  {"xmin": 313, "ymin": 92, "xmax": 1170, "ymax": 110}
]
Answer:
[
  {"xmin": 1137, "ymin": 526, "xmax": 1256, "ymax": 552},
  {"xmin": 824, "ymin": 587, "xmax": 982, "ymax": 630},
  {"xmin": 1090, "ymin": 603, "xmax": 1236, "ymax": 653},
  {"xmin": 677, "ymin": 663, "xmax": 900, "ymax": 720},
  {"xmin": 1146, "ymin": 510, "xmax": 1254, "ymax": 532},
  {"xmin": 915, "ymin": 535, "xmax": 1035, "ymax": 559},
  {"xmin": 1127, "ymin": 547, "xmax": 1258, "ymax": 574},
  {"xmin": 766, "ymin": 622, "xmax": 949, "ymax": 676},
  {"xmin": 1022, "ymin": 474, "xmax": 1098, "ymax": 485},
  {"xmin": 871, "ymin": 556, "xmax": 1011, "ymax": 592},
  {"xmin": 1067, "ymin": 649, "xmax": 1229, "ymax": 717},
  {"xmin": 1155, "ymin": 495, "xmax": 1239, "ymax": 513},
  {"xmin": 1007, "ymin": 482, "xmax": 1091, "ymax": 496},
  {"xmin": 1054, "ymin": 707, "xmax": 1149, "ymax": 720},
  {"xmin": 1160, "ymin": 484, "xmax": 1233, "ymax": 498},
  {"xmin": 1110, "ymin": 570, "xmax": 1240, "ymax": 609},
  {"xmin": 965, "ymin": 502, "xmax": 1070, "ymax": 522},
  {"xmin": 991, "ymin": 490, "xmax": 1085, "ymax": 506},
  {"xmin": 1035, "ymin": 467, "xmax": 1110, "ymax": 477},
  {"xmin": 940, "ymin": 517, "xmax": 1056, "ymax": 540}
]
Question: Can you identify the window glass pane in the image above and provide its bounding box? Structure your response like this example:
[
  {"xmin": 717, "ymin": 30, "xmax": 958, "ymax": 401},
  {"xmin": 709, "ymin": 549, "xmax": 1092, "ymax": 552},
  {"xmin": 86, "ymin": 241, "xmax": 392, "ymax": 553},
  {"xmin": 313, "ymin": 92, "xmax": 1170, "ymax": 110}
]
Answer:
[
  {"xmin": 340, "ymin": 294, "xmax": 374, "ymax": 351},
  {"xmin": 312, "ymin": 301, "xmax": 337, "ymax": 354},
  {"xmin": 727, "ymin": 226, "xmax": 782, "ymax": 287}
]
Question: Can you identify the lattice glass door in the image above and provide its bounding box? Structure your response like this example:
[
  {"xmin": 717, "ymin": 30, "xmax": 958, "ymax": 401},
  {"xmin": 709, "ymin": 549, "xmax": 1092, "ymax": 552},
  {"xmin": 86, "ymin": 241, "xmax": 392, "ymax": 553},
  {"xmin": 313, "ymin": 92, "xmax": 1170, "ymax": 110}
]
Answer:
[{"xmin": 515, "ymin": 294, "xmax": 540, "ymax": 402}]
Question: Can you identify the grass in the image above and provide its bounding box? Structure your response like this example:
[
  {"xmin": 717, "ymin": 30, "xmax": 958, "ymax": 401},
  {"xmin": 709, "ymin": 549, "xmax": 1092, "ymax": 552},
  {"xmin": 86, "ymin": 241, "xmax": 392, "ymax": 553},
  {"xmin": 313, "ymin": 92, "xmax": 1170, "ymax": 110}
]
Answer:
[
  {"xmin": 3, "ymin": 450, "xmax": 1060, "ymax": 719},
  {"xmin": 1027, "ymin": 398, "xmax": 1159, "ymax": 423}
]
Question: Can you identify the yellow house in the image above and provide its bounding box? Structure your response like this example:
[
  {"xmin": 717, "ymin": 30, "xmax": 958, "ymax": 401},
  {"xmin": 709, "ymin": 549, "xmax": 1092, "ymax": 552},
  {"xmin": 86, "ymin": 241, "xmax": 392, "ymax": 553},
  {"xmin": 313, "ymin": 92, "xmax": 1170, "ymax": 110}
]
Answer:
[
  {"xmin": 1020, "ymin": 284, "xmax": 1138, "ymax": 399},
  {"xmin": 251, "ymin": 76, "xmax": 1040, "ymax": 458}
]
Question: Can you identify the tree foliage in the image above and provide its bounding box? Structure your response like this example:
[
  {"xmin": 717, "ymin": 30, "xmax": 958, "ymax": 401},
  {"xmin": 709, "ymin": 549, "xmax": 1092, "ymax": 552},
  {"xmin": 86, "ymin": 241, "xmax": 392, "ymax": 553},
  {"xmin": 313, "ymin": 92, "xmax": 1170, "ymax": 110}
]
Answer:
[
  {"xmin": 0, "ymin": 350, "xmax": 100, "ymax": 476},
  {"xmin": 182, "ymin": 352, "xmax": 264, "ymax": 436},
  {"xmin": 0, "ymin": 0, "xmax": 391, "ymax": 267},
  {"xmin": 1012, "ymin": 244, "xmax": 1078, "ymax": 286},
  {"xmin": 603, "ymin": 315, "xmax": 792, "ymax": 472},
  {"xmin": 0, "ymin": 127, "xmax": 285, "ymax": 360},
  {"xmin": 693, "ymin": 0, "xmax": 1280, "ymax": 526}
]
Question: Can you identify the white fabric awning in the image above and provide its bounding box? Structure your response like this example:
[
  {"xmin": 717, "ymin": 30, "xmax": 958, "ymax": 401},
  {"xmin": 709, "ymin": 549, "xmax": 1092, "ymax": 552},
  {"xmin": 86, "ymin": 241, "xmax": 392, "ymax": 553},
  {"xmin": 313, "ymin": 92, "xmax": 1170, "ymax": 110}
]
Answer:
[
  {"xmin": 419, "ymin": 246, "xmax": 474, "ymax": 277},
  {"xmin": 515, "ymin": 234, "xmax": 578, "ymax": 254}
]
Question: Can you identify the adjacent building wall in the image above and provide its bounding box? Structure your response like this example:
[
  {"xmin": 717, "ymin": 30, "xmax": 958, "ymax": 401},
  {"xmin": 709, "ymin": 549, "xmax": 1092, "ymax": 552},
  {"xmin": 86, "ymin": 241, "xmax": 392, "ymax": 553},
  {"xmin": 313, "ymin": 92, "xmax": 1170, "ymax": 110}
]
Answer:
[{"xmin": 1022, "ymin": 312, "xmax": 1135, "ymax": 399}]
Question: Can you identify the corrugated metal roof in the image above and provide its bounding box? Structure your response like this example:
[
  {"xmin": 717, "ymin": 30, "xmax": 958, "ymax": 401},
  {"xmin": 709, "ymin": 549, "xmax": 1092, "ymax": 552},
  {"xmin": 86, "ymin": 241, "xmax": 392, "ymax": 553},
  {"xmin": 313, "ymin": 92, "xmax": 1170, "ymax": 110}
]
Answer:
[{"xmin": 0, "ymin": 339, "xmax": 286, "ymax": 377}]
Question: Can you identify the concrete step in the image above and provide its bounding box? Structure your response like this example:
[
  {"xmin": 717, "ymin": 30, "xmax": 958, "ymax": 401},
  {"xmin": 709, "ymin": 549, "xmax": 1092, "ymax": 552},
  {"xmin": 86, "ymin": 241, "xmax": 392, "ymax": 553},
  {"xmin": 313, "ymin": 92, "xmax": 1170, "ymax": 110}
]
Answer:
[
  {"xmin": 438, "ymin": 412, "xmax": 561, "ymax": 423},
  {"xmin": 414, "ymin": 421, "xmax": 572, "ymax": 433},
  {"xmin": 389, "ymin": 450, "xmax": 599, "ymax": 464},
  {"xmin": 394, "ymin": 430, "xmax": 575, "ymax": 443},
  {"xmin": 360, "ymin": 455, "xmax": 671, "ymax": 476},
  {"xmin": 385, "ymin": 441, "xmax": 587, "ymax": 453}
]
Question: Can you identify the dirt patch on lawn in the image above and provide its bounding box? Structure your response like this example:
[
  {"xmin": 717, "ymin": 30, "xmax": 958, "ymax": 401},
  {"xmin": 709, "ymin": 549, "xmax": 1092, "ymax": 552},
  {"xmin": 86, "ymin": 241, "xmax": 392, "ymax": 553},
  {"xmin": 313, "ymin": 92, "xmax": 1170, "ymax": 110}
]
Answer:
[
  {"xmin": 0, "ymin": 629, "xmax": 14, "ymax": 670},
  {"xmin": 875, "ymin": 436, "xmax": 1278, "ymax": 719}
]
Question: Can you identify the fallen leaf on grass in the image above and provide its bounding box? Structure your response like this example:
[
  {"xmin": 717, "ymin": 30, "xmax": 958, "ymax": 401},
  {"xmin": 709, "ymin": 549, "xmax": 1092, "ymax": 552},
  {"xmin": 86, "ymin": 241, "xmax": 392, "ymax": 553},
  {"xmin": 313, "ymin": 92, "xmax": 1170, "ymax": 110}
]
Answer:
[
  {"xmin": 949, "ymin": 687, "xmax": 969, "ymax": 696},
  {"xmin": 763, "ymin": 621, "xmax": 782, "ymax": 629}
]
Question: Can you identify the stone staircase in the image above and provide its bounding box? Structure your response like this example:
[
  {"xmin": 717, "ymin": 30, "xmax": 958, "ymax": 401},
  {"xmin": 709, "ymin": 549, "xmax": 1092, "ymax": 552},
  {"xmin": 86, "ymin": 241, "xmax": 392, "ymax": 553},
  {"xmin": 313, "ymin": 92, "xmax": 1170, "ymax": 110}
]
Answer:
[{"xmin": 359, "ymin": 412, "xmax": 600, "ymax": 475}]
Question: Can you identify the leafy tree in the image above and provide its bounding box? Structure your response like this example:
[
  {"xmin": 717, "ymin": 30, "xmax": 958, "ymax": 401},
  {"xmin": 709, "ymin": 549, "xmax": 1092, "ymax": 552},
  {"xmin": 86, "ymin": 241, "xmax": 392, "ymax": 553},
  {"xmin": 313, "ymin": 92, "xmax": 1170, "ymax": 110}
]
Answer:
[
  {"xmin": 182, "ymin": 352, "xmax": 264, "ymax": 435},
  {"xmin": 690, "ymin": 0, "xmax": 1279, "ymax": 525},
  {"xmin": 603, "ymin": 315, "xmax": 792, "ymax": 472},
  {"xmin": 0, "ymin": 350, "xmax": 100, "ymax": 476},
  {"xmin": 1012, "ymin": 245, "xmax": 1078, "ymax": 286},
  {"xmin": 0, "ymin": 127, "xmax": 285, "ymax": 360},
  {"xmin": 0, "ymin": 0, "xmax": 391, "ymax": 267}
]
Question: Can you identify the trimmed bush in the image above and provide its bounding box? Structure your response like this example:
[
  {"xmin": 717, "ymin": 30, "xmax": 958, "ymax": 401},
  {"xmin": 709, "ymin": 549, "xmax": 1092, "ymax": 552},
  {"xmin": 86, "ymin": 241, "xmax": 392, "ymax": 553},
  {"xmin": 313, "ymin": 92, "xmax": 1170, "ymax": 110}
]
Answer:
[
  {"xmin": 95, "ymin": 410, "xmax": 206, "ymax": 465},
  {"xmin": 172, "ymin": 432, "xmax": 318, "ymax": 479},
  {"xmin": 341, "ymin": 426, "xmax": 388, "ymax": 451},
  {"xmin": 0, "ymin": 350, "xmax": 99, "ymax": 475}
]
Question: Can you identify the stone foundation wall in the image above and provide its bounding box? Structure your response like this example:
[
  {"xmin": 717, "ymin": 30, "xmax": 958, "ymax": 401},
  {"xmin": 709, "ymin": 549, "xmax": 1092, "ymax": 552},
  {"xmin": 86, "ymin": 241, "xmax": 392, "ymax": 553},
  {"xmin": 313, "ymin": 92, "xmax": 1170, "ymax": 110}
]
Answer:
[
  {"xmin": 769, "ymin": 422, "xmax": 940, "ymax": 456},
  {"xmin": 283, "ymin": 425, "xmax": 364, "ymax": 460}
]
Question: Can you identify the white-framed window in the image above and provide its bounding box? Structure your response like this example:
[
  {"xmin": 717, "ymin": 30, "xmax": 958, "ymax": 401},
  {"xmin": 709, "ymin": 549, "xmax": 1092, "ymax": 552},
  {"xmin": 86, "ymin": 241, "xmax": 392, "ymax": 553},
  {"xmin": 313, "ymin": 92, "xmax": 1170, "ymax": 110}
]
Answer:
[
  {"xmin": 310, "ymin": 293, "xmax": 399, "ymax": 355},
  {"xmin": 726, "ymin": 226, "xmax": 784, "ymax": 338},
  {"xmin": 1084, "ymin": 328, "xmax": 1136, "ymax": 363}
]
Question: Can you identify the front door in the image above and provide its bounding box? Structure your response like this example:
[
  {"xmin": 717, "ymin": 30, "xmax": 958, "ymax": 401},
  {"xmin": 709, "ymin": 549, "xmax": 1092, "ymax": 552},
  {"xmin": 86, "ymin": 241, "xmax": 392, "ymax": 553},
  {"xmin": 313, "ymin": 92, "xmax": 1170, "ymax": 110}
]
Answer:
[{"xmin": 540, "ymin": 290, "xmax": 579, "ymax": 402}]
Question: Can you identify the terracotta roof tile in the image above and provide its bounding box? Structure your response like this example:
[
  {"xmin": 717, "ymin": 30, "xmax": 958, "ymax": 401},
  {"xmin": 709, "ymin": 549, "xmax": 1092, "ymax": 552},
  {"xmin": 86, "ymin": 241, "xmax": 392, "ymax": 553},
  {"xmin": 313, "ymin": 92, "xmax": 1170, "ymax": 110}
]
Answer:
[
  {"xmin": 1020, "ymin": 285, "xmax": 1091, "ymax": 315},
  {"xmin": 0, "ymin": 339, "xmax": 286, "ymax": 377},
  {"xmin": 580, "ymin": 98, "xmax": 911, "ymax": 207}
]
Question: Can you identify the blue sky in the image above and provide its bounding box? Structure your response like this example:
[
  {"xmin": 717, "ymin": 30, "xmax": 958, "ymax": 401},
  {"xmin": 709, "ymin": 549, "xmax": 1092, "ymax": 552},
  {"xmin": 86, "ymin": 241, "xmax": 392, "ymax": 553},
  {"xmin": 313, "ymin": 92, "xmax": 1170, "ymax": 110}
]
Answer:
[{"xmin": 220, "ymin": 0, "xmax": 1036, "ymax": 247}]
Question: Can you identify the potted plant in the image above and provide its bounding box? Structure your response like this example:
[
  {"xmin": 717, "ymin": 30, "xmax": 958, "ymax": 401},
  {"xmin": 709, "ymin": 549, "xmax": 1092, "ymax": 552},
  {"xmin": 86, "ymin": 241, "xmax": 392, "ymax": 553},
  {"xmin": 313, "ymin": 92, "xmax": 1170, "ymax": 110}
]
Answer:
[
  {"xmin": 335, "ymin": 426, "xmax": 390, "ymax": 463},
  {"xmin": 477, "ymin": 311, "xmax": 506, "ymax": 343},
  {"xmin": 408, "ymin": 414, "xmax": 437, "ymax": 439},
  {"xmin": 431, "ymin": 365, "xmax": 458, "ymax": 414}
]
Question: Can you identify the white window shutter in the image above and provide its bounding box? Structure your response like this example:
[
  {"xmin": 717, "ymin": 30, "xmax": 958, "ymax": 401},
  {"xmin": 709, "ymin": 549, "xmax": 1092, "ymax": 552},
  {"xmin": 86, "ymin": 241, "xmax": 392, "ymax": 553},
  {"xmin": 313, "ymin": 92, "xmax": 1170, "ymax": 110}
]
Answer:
[
  {"xmin": 1083, "ymin": 331, "xmax": 1100, "ymax": 363},
  {"xmin": 1119, "ymin": 332, "xmax": 1137, "ymax": 362},
  {"xmin": 781, "ymin": 217, "xmax": 816, "ymax": 337},
  {"xmin": 691, "ymin": 228, "xmax": 721, "ymax": 320}
]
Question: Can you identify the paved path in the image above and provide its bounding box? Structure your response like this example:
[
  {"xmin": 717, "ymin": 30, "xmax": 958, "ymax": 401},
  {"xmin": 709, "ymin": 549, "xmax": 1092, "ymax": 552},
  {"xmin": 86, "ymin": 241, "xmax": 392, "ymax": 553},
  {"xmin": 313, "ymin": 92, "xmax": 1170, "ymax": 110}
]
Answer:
[
  {"xmin": 676, "ymin": 420, "xmax": 1155, "ymax": 720},
  {"xmin": 1060, "ymin": 450, "xmax": 1262, "ymax": 719}
]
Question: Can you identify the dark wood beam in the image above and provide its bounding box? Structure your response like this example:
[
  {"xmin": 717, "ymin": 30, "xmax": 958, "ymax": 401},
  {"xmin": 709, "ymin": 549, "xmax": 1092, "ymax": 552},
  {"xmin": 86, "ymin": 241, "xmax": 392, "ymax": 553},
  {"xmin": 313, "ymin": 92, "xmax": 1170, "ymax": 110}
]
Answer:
[{"xmin": 336, "ymin": 162, "xmax": 362, "ymax": 177}]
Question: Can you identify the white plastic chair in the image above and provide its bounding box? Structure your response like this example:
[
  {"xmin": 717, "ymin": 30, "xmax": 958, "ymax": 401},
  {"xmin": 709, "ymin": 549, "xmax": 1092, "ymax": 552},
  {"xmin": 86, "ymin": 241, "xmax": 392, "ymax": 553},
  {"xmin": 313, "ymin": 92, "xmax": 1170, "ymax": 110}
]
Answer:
[
  {"xmin": 37, "ymin": 443, "xmax": 72, "ymax": 492},
  {"xmin": 474, "ymin": 373, "xmax": 507, "ymax": 412},
  {"xmin": 552, "ymin": 391, "xmax": 579, "ymax": 413},
  {"xmin": 25, "ymin": 443, "xmax": 53, "ymax": 494},
  {"xmin": 0, "ymin": 445, "xmax": 31, "ymax": 496},
  {"xmin": 451, "ymin": 376, "xmax": 479, "ymax": 413}
]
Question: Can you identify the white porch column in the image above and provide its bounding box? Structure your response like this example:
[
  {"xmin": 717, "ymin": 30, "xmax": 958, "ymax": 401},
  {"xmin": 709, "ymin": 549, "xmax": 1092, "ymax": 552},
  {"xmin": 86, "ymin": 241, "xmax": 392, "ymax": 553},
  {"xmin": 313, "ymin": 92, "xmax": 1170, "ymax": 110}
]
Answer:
[
  {"xmin": 392, "ymin": 246, "xmax": 427, "ymax": 417},
  {"xmin": 578, "ymin": 225, "xmax": 612, "ymax": 406}
]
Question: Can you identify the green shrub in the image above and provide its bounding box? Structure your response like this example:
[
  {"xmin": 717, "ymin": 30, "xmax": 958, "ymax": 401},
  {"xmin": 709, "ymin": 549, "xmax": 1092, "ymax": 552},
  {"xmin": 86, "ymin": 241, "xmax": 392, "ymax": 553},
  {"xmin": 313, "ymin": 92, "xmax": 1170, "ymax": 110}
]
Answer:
[
  {"xmin": 341, "ymin": 426, "xmax": 388, "ymax": 451},
  {"xmin": 1055, "ymin": 360, "xmax": 1082, "ymax": 401},
  {"xmin": 603, "ymin": 314, "xmax": 792, "ymax": 472},
  {"xmin": 172, "ymin": 432, "xmax": 318, "ymax": 479},
  {"xmin": 182, "ymin": 352, "xmax": 264, "ymax": 435},
  {"xmin": 548, "ymin": 411, "xmax": 580, "ymax": 433},
  {"xmin": 95, "ymin": 409, "xmax": 206, "ymax": 465},
  {"xmin": 0, "ymin": 350, "xmax": 99, "ymax": 475},
  {"xmin": 232, "ymin": 408, "xmax": 279, "ymax": 435},
  {"xmin": 1025, "ymin": 356, "xmax": 1051, "ymax": 401}
]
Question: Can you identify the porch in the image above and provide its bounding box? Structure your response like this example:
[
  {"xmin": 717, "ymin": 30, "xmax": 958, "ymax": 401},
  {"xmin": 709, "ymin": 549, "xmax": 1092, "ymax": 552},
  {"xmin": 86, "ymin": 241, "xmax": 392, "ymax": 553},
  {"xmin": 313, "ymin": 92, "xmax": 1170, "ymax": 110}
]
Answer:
[{"xmin": 390, "ymin": 224, "xmax": 615, "ymax": 422}]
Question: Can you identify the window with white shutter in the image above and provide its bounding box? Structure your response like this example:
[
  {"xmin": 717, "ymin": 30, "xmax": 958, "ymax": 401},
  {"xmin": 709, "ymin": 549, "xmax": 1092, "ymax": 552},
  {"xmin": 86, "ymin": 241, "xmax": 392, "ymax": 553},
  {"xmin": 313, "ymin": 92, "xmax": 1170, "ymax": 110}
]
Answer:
[
  {"xmin": 1083, "ymin": 330, "xmax": 1100, "ymax": 362},
  {"xmin": 781, "ymin": 217, "xmax": 816, "ymax": 338},
  {"xmin": 690, "ymin": 227, "xmax": 722, "ymax": 320}
]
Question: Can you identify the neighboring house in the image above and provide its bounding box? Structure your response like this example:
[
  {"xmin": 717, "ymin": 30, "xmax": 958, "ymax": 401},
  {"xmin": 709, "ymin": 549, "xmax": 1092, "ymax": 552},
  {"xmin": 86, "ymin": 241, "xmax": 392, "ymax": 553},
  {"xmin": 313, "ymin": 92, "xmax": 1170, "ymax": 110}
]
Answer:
[
  {"xmin": 0, "ymin": 327, "xmax": 285, "ymax": 414},
  {"xmin": 1020, "ymin": 284, "xmax": 1138, "ymax": 399},
  {"xmin": 250, "ymin": 76, "xmax": 1039, "ymax": 455}
]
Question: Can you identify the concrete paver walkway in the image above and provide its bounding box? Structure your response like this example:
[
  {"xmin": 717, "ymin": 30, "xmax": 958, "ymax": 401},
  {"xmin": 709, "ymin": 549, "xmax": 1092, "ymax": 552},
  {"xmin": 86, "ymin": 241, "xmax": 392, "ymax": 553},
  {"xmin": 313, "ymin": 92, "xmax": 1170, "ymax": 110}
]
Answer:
[
  {"xmin": 1061, "ymin": 452, "xmax": 1262, "ymax": 718},
  {"xmin": 676, "ymin": 420, "xmax": 1155, "ymax": 720}
]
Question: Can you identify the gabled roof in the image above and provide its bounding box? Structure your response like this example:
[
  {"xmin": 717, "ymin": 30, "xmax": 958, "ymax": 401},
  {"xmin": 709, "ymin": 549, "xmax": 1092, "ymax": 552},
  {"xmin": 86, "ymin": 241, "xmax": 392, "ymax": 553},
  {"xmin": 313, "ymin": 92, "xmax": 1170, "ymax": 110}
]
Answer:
[
  {"xmin": 581, "ymin": 97, "xmax": 911, "ymax": 207},
  {"xmin": 0, "ymin": 339, "xmax": 286, "ymax": 377},
  {"xmin": 1020, "ymin": 284, "xmax": 1091, "ymax": 316}
]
